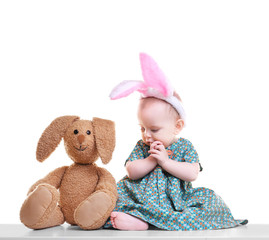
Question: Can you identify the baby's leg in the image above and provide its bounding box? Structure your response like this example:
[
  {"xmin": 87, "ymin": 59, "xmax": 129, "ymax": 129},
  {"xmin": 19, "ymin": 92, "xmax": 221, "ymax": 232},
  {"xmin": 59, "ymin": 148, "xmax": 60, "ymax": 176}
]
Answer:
[{"xmin": 110, "ymin": 212, "xmax": 149, "ymax": 230}]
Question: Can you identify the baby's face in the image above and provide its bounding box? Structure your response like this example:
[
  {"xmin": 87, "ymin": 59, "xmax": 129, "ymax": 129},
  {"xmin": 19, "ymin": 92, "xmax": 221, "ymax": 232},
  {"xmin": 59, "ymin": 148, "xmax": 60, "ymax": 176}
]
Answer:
[{"xmin": 137, "ymin": 98, "xmax": 181, "ymax": 148}]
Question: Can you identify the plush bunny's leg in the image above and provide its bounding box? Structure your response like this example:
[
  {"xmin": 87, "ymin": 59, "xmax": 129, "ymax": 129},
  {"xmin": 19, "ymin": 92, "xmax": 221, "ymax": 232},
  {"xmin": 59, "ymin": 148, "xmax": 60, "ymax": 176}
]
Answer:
[
  {"xmin": 74, "ymin": 190, "xmax": 115, "ymax": 230},
  {"xmin": 20, "ymin": 184, "xmax": 64, "ymax": 229}
]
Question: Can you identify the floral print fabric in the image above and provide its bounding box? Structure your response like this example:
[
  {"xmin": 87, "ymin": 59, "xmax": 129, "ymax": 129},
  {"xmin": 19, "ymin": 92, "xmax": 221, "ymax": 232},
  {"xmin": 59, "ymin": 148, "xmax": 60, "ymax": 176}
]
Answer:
[{"xmin": 104, "ymin": 138, "xmax": 247, "ymax": 230}]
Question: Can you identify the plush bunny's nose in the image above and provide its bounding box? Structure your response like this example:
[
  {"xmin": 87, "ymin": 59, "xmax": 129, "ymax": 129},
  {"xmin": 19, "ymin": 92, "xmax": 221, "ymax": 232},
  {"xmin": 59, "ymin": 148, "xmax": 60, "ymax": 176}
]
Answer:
[{"xmin": 78, "ymin": 134, "xmax": 85, "ymax": 144}]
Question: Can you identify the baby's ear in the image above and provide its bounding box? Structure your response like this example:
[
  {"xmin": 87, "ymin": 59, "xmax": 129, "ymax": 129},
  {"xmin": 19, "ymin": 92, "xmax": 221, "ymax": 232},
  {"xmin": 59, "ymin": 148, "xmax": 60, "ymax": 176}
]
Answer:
[{"xmin": 175, "ymin": 119, "xmax": 184, "ymax": 135}]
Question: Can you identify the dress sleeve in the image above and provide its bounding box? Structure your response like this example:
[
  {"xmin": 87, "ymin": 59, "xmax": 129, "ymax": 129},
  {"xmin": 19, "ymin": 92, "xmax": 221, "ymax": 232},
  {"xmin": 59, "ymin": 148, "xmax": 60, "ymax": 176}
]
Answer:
[
  {"xmin": 182, "ymin": 139, "xmax": 199, "ymax": 164},
  {"xmin": 124, "ymin": 140, "xmax": 147, "ymax": 166}
]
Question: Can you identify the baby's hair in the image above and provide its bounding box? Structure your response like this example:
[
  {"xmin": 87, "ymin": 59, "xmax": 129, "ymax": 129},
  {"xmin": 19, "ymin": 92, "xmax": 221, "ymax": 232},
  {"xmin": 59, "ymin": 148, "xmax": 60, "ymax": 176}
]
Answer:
[
  {"xmin": 139, "ymin": 91, "xmax": 183, "ymax": 121},
  {"xmin": 173, "ymin": 91, "xmax": 182, "ymax": 102}
]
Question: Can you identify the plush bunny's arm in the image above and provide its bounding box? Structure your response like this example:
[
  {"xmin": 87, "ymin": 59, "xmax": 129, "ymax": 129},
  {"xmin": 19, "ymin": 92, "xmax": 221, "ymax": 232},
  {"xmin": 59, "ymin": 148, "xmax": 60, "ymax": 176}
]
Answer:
[
  {"xmin": 27, "ymin": 166, "xmax": 68, "ymax": 195},
  {"xmin": 95, "ymin": 167, "xmax": 118, "ymax": 198}
]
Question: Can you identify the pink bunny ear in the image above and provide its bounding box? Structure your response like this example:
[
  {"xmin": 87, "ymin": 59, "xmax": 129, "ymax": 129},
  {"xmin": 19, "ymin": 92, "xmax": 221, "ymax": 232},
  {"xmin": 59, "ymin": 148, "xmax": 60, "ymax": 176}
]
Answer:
[
  {"xmin": 139, "ymin": 52, "xmax": 173, "ymax": 97},
  {"xmin": 109, "ymin": 80, "xmax": 147, "ymax": 100}
]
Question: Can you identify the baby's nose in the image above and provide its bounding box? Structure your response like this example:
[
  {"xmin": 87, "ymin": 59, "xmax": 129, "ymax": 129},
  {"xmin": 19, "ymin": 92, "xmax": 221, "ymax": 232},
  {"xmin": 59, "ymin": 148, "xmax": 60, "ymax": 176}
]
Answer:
[
  {"xmin": 144, "ymin": 130, "xmax": 151, "ymax": 138},
  {"xmin": 78, "ymin": 134, "xmax": 85, "ymax": 144}
]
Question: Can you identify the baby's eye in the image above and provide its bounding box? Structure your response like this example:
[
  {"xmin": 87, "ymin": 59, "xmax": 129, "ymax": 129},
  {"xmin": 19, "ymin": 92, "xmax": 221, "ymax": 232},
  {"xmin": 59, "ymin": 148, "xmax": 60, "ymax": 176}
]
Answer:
[
  {"xmin": 151, "ymin": 129, "xmax": 159, "ymax": 133},
  {"xmin": 140, "ymin": 127, "xmax": 145, "ymax": 132}
]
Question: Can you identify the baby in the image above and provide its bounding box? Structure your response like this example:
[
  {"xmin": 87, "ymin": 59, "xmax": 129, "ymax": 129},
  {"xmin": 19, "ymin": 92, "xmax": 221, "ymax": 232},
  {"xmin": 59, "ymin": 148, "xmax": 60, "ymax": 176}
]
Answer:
[{"xmin": 105, "ymin": 53, "xmax": 247, "ymax": 231}]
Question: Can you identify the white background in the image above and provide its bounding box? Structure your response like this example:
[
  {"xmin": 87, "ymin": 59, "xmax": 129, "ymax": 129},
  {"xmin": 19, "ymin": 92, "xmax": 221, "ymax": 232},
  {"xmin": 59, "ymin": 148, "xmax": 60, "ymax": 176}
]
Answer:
[{"xmin": 0, "ymin": 0, "xmax": 268, "ymax": 224}]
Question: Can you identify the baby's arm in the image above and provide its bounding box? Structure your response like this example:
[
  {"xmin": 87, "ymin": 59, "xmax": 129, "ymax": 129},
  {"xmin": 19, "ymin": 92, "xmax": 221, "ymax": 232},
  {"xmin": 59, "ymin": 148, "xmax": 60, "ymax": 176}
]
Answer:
[
  {"xmin": 160, "ymin": 160, "xmax": 199, "ymax": 182},
  {"xmin": 126, "ymin": 155, "xmax": 157, "ymax": 180},
  {"xmin": 149, "ymin": 141, "xmax": 199, "ymax": 182}
]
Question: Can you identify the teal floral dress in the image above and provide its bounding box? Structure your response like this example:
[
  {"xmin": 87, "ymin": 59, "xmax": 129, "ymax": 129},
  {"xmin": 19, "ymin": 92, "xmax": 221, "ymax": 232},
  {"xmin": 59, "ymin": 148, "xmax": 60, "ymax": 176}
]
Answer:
[{"xmin": 104, "ymin": 138, "xmax": 247, "ymax": 230}]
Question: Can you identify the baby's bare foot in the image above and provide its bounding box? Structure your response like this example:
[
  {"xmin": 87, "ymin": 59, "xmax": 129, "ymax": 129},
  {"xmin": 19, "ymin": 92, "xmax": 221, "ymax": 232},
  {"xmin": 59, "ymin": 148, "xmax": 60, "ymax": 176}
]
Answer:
[{"xmin": 110, "ymin": 212, "xmax": 148, "ymax": 230}]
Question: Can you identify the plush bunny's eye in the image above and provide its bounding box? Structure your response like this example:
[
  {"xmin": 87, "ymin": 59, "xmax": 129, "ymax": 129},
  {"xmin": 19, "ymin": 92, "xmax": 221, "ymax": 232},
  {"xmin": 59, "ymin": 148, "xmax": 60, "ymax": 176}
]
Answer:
[
  {"xmin": 74, "ymin": 129, "xmax": 79, "ymax": 135},
  {"xmin": 86, "ymin": 130, "xmax": 91, "ymax": 135}
]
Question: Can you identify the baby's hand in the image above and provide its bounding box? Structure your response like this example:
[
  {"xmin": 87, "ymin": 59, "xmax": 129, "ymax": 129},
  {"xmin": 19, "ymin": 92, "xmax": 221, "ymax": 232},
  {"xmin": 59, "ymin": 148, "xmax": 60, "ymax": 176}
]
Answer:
[
  {"xmin": 148, "ymin": 141, "xmax": 169, "ymax": 166},
  {"xmin": 150, "ymin": 141, "xmax": 161, "ymax": 151}
]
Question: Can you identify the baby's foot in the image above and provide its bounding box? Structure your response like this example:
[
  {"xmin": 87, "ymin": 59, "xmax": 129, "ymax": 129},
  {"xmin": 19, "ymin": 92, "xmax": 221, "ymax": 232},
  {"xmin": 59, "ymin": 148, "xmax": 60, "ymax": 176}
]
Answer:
[{"xmin": 110, "ymin": 212, "xmax": 149, "ymax": 230}]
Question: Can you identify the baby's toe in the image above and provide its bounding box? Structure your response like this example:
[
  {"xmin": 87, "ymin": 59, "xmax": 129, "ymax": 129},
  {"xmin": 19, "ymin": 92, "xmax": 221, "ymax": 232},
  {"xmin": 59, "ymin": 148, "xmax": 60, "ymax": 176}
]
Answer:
[{"xmin": 110, "ymin": 212, "xmax": 119, "ymax": 218}]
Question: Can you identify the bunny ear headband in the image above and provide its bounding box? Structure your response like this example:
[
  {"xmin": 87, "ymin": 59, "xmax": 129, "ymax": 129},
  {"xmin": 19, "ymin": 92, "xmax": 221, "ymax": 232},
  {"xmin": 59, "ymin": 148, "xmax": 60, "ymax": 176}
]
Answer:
[{"xmin": 109, "ymin": 53, "xmax": 186, "ymax": 123}]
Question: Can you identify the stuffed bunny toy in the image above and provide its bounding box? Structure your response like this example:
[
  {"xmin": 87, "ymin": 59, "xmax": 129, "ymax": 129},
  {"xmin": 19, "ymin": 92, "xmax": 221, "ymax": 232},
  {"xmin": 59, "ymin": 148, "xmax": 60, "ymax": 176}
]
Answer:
[{"xmin": 20, "ymin": 116, "xmax": 118, "ymax": 230}]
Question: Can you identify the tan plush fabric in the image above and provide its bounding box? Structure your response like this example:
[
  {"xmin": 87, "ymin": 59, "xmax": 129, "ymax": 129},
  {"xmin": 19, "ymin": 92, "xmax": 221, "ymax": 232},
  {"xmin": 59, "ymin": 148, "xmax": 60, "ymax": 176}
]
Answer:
[{"xmin": 20, "ymin": 116, "xmax": 117, "ymax": 230}]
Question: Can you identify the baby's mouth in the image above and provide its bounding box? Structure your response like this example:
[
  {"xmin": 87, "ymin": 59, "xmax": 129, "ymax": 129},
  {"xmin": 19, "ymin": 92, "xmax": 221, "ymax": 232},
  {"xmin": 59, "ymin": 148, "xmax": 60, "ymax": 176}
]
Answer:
[{"xmin": 74, "ymin": 146, "xmax": 88, "ymax": 151}]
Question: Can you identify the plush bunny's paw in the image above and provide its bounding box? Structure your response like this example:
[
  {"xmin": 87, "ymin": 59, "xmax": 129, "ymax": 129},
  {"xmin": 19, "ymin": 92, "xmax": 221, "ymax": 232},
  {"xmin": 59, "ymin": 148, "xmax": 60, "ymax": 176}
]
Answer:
[
  {"xmin": 20, "ymin": 184, "xmax": 64, "ymax": 229},
  {"xmin": 74, "ymin": 191, "xmax": 114, "ymax": 229}
]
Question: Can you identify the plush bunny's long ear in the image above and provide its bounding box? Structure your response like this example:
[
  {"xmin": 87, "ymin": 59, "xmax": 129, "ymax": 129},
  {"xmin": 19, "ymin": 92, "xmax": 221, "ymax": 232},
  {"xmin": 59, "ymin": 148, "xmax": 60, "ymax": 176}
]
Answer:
[
  {"xmin": 36, "ymin": 116, "xmax": 80, "ymax": 162},
  {"xmin": 92, "ymin": 117, "xmax": 115, "ymax": 164}
]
